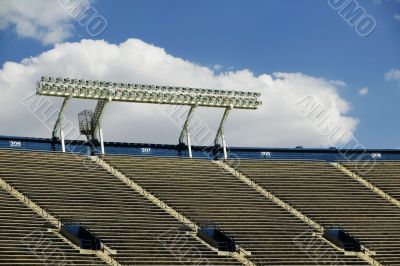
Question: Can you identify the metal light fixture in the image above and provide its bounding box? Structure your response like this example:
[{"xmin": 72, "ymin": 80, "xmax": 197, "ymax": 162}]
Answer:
[{"xmin": 37, "ymin": 76, "xmax": 262, "ymax": 109}]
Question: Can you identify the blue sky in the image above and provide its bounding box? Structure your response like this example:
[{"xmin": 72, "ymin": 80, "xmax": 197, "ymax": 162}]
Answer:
[{"xmin": 0, "ymin": 0, "xmax": 399, "ymax": 148}]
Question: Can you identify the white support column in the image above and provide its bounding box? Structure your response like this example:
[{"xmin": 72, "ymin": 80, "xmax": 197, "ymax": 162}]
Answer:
[
  {"xmin": 214, "ymin": 107, "xmax": 231, "ymax": 159},
  {"xmin": 59, "ymin": 98, "xmax": 70, "ymax": 153},
  {"xmin": 187, "ymin": 132, "xmax": 192, "ymax": 158},
  {"xmin": 222, "ymin": 134, "xmax": 227, "ymax": 160},
  {"xmin": 179, "ymin": 105, "xmax": 197, "ymax": 143},
  {"xmin": 99, "ymin": 127, "xmax": 105, "ymax": 154},
  {"xmin": 52, "ymin": 97, "xmax": 70, "ymax": 139},
  {"xmin": 51, "ymin": 96, "xmax": 71, "ymax": 153},
  {"xmin": 179, "ymin": 105, "xmax": 197, "ymax": 158},
  {"xmin": 60, "ymin": 130, "xmax": 66, "ymax": 153}
]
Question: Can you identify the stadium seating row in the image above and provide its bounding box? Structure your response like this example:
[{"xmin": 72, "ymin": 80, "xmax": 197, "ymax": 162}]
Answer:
[
  {"xmin": 0, "ymin": 188, "xmax": 105, "ymax": 265},
  {"xmin": 105, "ymin": 155, "xmax": 368, "ymax": 265},
  {"xmin": 0, "ymin": 150, "xmax": 239, "ymax": 265},
  {"xmin": 341, "ymin": 161, "xmax": 400, "ymax": 202},
  {"xmin": 1, "ymin": 149, "xmax": 399, "ymax": 265},
  {"xmin": 232, "ymin": 160, "xmax": 400, "ymax": 265}
]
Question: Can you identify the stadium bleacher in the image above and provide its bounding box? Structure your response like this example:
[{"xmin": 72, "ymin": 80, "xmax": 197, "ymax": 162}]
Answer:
[
  {"xmin": 1, "ymin": 141, "xmax": 400, "ymax": 265},
  {"xmin": 104, "ymin": 155, "xmax": 369, "ymax": 265},
  {"xmin": 0, "ymin": 150, "xmax": 241, "ymax": 265},
  {"xmin": 341, "ymin": 161, "xmax": 400, "ymax": 202},
  {"xmin": 230, "ymin": 160, "xmax": 400, "ymax": 265},
  {"xmin": 0, "ymin": 187, "xmax": 105, "ymax": 265}
]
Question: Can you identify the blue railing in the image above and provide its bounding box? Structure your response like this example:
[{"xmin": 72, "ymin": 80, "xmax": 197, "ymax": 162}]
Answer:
[{"xmin": 2, "ymin": 135, "xmax": 400, "ymax": 161}]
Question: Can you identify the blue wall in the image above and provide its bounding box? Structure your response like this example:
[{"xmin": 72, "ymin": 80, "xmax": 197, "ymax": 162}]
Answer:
[{"xmin": 1, "ymin": 135, "xmax": 400, "ymax": 161}]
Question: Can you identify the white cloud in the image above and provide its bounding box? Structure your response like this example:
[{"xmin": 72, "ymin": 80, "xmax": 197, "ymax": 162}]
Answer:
[
  {"xmin": 395, "ymin": 14, "xmax": 400, "ymax": 21},
  {"xmin": 358, "ymin": 87, "xmax": 369, "ymax": 96},
  {"xmin": 329, "ymin": 80, "xmax": 347, "ymax": 87},
  {"xmin": 0, "ymin": 0, "xmax": 93, "ymax": 44},
  {"xmin": 385, "ymin": 68, "xmax": 400, "ymax": 81},
  {"xmin": 212, "ymin": 64, "xmax": 222, "ymax": 71},
  {"xmin": 0, "ymin": 38, "xmax": 358, "ymax": 148}
]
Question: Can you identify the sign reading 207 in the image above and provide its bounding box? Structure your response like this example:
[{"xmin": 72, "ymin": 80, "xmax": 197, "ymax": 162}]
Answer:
[
  {"xmin": 141, "ymin": 148, "xmax": 151, "ymax": 153},
  {"xmin": 9, "ymin": 141, "xmax": 22, "ymax": 147}
]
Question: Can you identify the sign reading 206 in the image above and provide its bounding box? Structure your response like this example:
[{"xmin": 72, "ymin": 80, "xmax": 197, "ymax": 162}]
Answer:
[{"xmin": 9, "ymin": 141, "xmax": 22, "ymax": 147}]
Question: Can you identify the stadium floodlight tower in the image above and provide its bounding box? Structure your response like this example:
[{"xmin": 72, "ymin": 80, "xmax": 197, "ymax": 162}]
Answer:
[{"xmin": 36, "ymin": 76, "xmax": 262, "ymax": 158}]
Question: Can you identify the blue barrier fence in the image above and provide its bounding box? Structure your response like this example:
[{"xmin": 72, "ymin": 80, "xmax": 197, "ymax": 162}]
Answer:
[{"xmin": 1, "ymin": 135, "xmax": 400, "ymax": 161}]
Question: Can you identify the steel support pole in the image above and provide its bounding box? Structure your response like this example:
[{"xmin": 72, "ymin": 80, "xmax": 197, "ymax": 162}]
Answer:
[
  {"xmin": 214, "ymin": 107, "xmax": 231, "ymax": 159},
  {"xmin": 179, "ymin": 105, "xmax": 197, "ymax": 158},
  {"xmin": 55, "ymin": 97, "xmax": 71, "ymax": 153},
  {"xmin": 52, "ymin": 97, "xmax": 70, "ymax": 139},
  {"xmin": 222, "ymin": 134, "xmax": 227, "ymax": 160},
  {"xmin": 179, "ymin": 105, "xmax": 197, "ymax": 144},
  {"xmin": 99, "ymin": 127, "xmax": 105, "ymax": 154},
  {"xmin": 187, "ymin": 132, "xmax": 192, "ymax": 158},
  {"xmin": 60, "ymin": 131, "xmax": 66, "ymax": 153}
]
